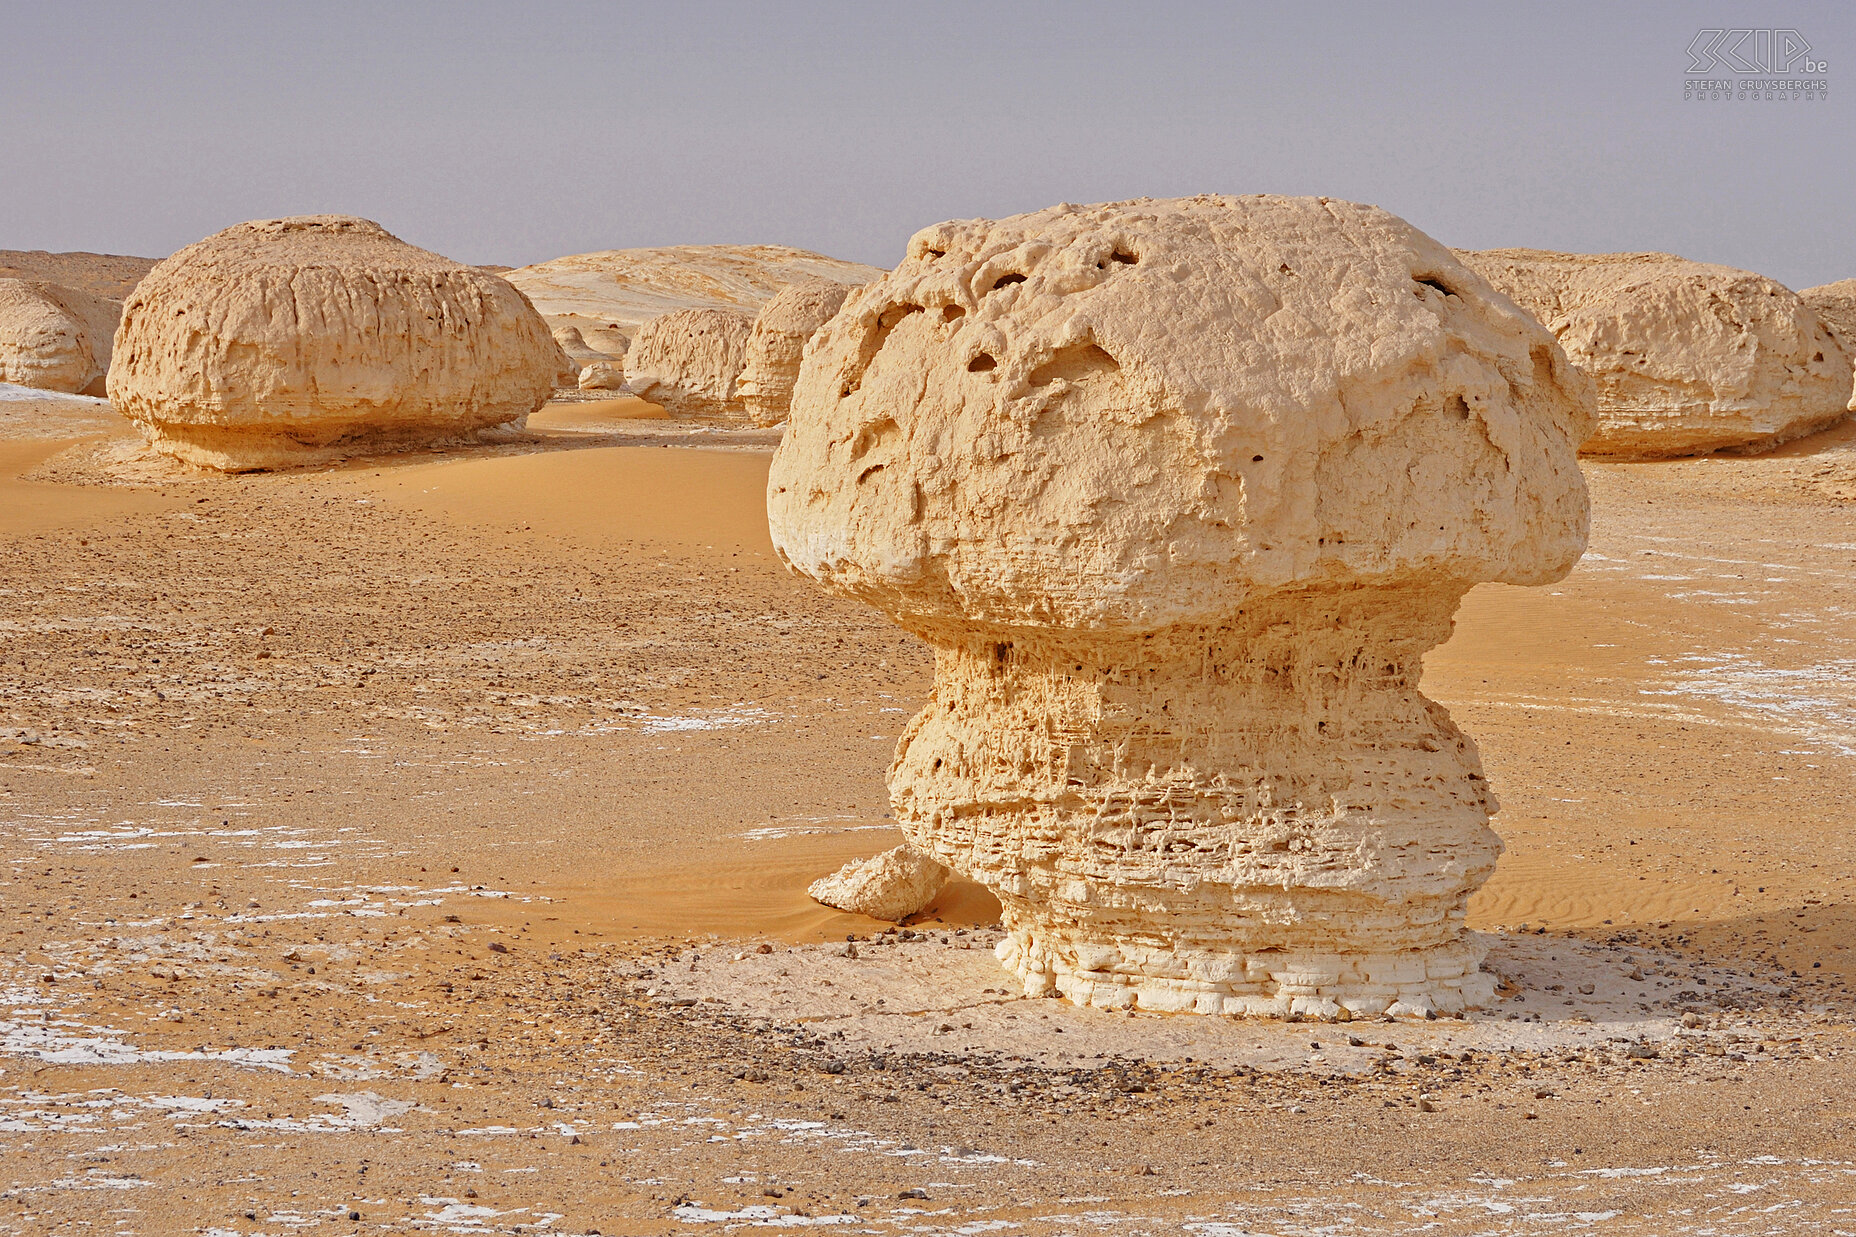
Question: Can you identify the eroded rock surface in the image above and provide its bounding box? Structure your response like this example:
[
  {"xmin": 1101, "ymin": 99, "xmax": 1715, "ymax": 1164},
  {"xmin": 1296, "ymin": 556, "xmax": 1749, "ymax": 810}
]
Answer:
[
  {"xmin": 807, "ymin": 845, "xmax": 950, "ymax": 922},
  {"xmin": 738, "ymin": 279, "xmax": 855, "ymax": 428},
  {"xmin": 1801, "ymin": 279, "xmax": 1856, "ymax": 362},
  {"xmin": 769, "ymin": 195, "xmax": 1593, "ymax": 1018},
  {"xmin": 1460, "ymin": 249, "xmax": 1853, "ymax": 458},
  {"xmin": 108, "ymin": 215, "xmax": 569, "ymax": 471},
  {"xmin": 625, "ymin": 307, "xmax": 753, "ymax": 421},
  {"xmin": 0, "ymin": 278, "xmax": 120, "ymax": 395}
]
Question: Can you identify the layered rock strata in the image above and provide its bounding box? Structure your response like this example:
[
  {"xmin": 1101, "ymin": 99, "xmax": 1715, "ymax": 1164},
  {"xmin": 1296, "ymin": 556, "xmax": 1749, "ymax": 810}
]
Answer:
[
  {"xmin": 108, "ymin": 215, "xmax": 568, "ymax": 471},
  {"xmin": 1459, "ymin": 249, "xmax": 1853, "ymax": 457},
  {"xmin": 769, "ymin": 195, "xmax": 1593, "ymax": 1017}
]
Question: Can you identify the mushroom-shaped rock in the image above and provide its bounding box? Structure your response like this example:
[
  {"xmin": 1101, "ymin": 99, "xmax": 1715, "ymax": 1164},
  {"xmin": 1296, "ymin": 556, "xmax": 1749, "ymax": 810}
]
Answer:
[
  {"xmin": 0, "ymin": 278, "xmax": 120, "ymax": 395},
  {"xmin": 577, "ymin": 360, "xmax": 624, "ymax": 391},
  {"xmin": 108, "ymin": 215, "xmax": 568, "ymax": 471},
  {"xmin": 624, "ymin": 307, "xmax": 753, "ymax": 421},
  {"xmin": 1801, "ymin": 279, "xmax": 1856, "ymax": 361},
  {"xmin": 768, "ymin": 195, "xmax": 1594, "ymax": 1019},
  {"xmin": 738, "ymin": 279, "xmax": 855, "ymax": 427},
  {"xmin": 1458, "ymin": 249, "xmax": 1853, "ymax": 458},
  {"xmin": 808, "ymin": 846, "xmax": 950, "ymax": 922}
]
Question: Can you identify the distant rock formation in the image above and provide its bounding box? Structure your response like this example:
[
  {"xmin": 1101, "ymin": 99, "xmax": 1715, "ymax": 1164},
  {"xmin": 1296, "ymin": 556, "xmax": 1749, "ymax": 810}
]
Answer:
[
  {"xmin": 0, "ymin": 278, "xmax": 120, "ymax": 395},
  {"xmin": 808, "ymin": 846, "xmax": 949, "ymax": 922},
  {"xmin": 502, "ymin": 244, "xmax": 882, "ymax": 361},
  {"xmin": 770, "ymin": 195, "xmax": 1593, "ymax": 1019},
  {"xmin": 577, "ymin": 360, "xmax": 624, "ymax": 391},
  {"xmin": 1800, "ymin": 279, "xmax": 1856, "ymax": 363},
  {"xmin": 737, "ymin": 279, "xmax": 854, "ymax": 427},
  {"xmin": 0, "ymin": 250, "xmax": 159, "ymax": 301},
  {"xmin": 108, "ymin": 215, "xmax": 569, "ymax": 471},
  {"xmin": 624, "ymin": 307, "xmax": 753, "ymax": 421},
  {"xmin": 553, "ymin": 323, "xmax": 618, "ymax": 372},
  {"xmin": 1459, "ymin": 249, "xmax": 1853, "ymax": 457}
]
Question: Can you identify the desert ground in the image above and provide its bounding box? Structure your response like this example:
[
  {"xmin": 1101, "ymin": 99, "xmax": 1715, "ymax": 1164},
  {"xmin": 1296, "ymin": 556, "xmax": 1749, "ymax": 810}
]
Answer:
[{"xmin": 2, "ymin": 380, "xmax": 1854, "ymax": 1236}]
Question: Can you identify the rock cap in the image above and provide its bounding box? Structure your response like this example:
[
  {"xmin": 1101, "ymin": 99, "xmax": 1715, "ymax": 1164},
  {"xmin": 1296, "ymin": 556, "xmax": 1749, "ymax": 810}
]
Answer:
[{"xmin": 770, "ymin": 195, "xmax": 1593, "ymax": 634}]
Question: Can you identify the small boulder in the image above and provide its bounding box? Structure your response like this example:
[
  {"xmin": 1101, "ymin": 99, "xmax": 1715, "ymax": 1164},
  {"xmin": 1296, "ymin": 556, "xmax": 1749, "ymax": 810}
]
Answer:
[
  {"xmin": 808, "ymin": 845, "xmax": 949, "ymax": 922},
  {"xmin": 577, "ymin": 360, "xmax": 624, "ymax": 391},
  {"xmin": 624, "ymin": 307, "xmax": 753, "ymax": 421},
  {"xmin": 737, "ymin": 279, "xmax": 855, "ymax": 427},
  {"xmin": 0, "ymin": 278, "xmax": 120, "ymax": 395}
]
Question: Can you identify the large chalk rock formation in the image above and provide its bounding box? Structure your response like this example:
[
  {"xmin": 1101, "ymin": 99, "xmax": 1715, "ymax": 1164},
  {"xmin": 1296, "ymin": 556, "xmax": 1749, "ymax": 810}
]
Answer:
[
  {"xmin": 1459, "ymin": 249, "xmax": 1853, "ymax": 458},
  {"xmin": 109, "ymin": 215, "xmax": 569, "ymax": 471},
  {"xmin": 0, "ymin": 278, "xmax": 120, "ymax": 395},
  {"xmin": 624, "ymin": 307, "xmax": 753, "ymax": 420},
  {"xmin": 738, "ymin": 279, "xmax": 854, "ymax": 427},
  {"xmin": 769, "ymin": 196, "xmax": 1593, "ymax": 1019}
]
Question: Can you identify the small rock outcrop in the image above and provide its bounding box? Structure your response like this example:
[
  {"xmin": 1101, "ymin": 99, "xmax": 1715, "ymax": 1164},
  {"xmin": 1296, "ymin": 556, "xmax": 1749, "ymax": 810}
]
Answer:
[
  {"xmin": 1800, "ymin": 279, "xmax": 1856, "ymax": 359},
  {"xmin": 738, "ymin": 279, "xmax": 854, "ymax": 427},
  {"xmin": 108, "ymin": 215, "xmax": 569, "ymax": 471},
  {"xmin": 1459, "ymin": 249, "xmax": 1853, "ymax": 458},
  {"xmin": 577, "ymin": 360, "xmax": 624, "ymax": 391},
  {"xmin": 0, "ymin": 278, "xmax": 120, "ymax": 395},
  {"xmin": 624, "ymin": 307, "xmax": 753, "ymax": 420},
  {"xmin": 808, "ymin": 846, "xmax": 950, "ymax": 922},
  {"xmin": 769, "ymin": 195, "xmax": 1593, "ymax": 1019}
]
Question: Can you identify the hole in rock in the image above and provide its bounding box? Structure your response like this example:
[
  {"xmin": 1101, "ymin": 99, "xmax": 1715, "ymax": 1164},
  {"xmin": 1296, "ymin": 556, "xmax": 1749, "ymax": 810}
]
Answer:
[
  {"xmin": 925, "ymin": 248, "xmax": 946, "ymax": 258},
  {"xmin": 1251, "ymin": 454, "xmax": 1264, "ymax": 463},
  {"xmin": 857, "ymin": 464, "xmax": 886, "ymax": 484},
  {"xmin": 1413, "ymin": 275, "xmax": 1455, "ymax": 297},
  {"xmin": 941, "ymin": 305, "xmax": 965, "ymax": 323},
  {"xmin": 1447, "ymin": 394, "xmax": 1470, "ymax": 419},
  {"xmin": 1028, "ymin": 343, "xmax": 1120, "ymax": 387},
  {"xmin": 1111, "ymin": 250, "xmax": 1137, "ymax": 264},
  {"xmin": 842, "ymin": 304, "xmax": 924, "ymax": 396},
  {"xmin": 967, "ymin": 354, "xmax": 997, "ymax": 373},
  {"xmin": 985, "ymin": 272, "xmax": 1028, "ymax": 294}
]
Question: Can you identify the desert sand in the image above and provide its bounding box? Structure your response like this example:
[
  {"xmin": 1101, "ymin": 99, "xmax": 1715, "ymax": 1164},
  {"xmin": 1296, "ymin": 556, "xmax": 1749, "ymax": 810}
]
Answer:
[{"xmin": 0, "ymin": 352, "xmax": 1853, "ymax": 1233}]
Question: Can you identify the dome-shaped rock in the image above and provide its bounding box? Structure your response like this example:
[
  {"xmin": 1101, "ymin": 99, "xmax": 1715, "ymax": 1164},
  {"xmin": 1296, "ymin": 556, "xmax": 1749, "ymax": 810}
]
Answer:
[
  {"xmin": 0, "ymin": 278, "xmax": 120, "ymax": 395},
  {"xmin": 737, "ymin": 279, "xmax": 855, "ymax": 427},
  {"xmin": 770, "ymin": 195, "xmax": 1594, "ymax": 1018},
  {"xmin": 1458, "ymin": 249, "xmax": 1853, "ymax": 458},
  {"xmin": 108, "ymin": 215, "xmax": 569, "ymax": 471},
  {"xmin": 624, "ymin": 307, "xmax": 753, "ymax": 421}
]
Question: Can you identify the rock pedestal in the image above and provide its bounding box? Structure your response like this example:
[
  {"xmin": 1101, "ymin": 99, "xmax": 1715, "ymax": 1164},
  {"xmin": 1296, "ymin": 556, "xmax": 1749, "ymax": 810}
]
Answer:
[{"xmin": 769, "ymin": 196, "xmax": 1593, "ymax": 1017}]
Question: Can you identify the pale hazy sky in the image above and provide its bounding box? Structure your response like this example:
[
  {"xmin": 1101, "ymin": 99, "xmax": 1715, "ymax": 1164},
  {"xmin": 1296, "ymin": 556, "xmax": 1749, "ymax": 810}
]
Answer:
[{"xmin": 4, "ymin": 2, "xmax": 1851, "ymax": 289}]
